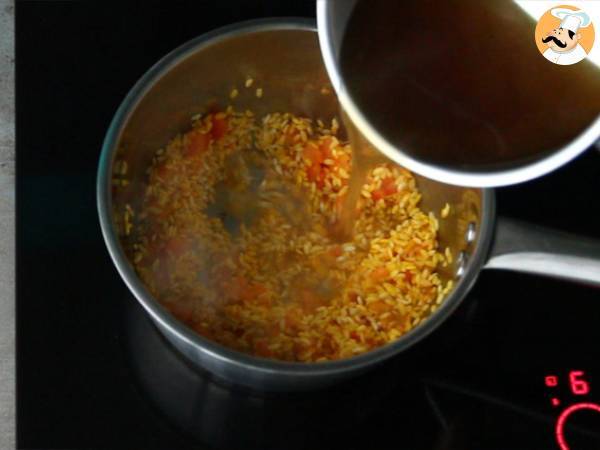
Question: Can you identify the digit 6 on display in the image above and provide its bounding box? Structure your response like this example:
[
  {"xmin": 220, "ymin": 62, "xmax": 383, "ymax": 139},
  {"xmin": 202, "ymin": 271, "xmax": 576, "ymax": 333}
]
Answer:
[{"xmin": 569, "ymin": 371, "xmax": 590, "ymax": 395}]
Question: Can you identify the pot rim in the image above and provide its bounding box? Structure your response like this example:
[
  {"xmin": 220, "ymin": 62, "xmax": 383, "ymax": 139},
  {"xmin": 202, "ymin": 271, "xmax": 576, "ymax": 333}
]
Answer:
[{"xmin": 97, "ymin": 17, "xmax": 497, "ymax": 378}]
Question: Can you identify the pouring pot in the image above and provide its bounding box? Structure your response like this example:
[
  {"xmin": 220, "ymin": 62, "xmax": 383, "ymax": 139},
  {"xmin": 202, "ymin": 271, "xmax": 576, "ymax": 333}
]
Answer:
[
  {"xmin": 316, "ymin": 0, "xmax": 600, "ymax": 187},
  {"xmin": 97, "ymin": 19, "xmax": 600, "ymax": 392}
]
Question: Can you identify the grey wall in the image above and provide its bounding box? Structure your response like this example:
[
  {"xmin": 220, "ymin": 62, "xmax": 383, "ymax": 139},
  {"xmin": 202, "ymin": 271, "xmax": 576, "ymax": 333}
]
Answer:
[{"xmin": 0, "ymin": 0, "xmax": 15, "ymax": 448}]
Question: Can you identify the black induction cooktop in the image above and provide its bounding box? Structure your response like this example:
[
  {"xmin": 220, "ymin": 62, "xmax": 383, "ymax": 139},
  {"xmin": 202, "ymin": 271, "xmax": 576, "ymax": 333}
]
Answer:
[{"xmin": 16, "ymin": 2, "xmax": 600, "ymax": 449}]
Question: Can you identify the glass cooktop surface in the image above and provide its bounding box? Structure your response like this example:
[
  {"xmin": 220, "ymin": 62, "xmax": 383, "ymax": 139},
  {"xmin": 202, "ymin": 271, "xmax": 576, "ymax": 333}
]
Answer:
[{"xmin": 16, "ymin": 2, "xmax": 600, "ymax": 449}]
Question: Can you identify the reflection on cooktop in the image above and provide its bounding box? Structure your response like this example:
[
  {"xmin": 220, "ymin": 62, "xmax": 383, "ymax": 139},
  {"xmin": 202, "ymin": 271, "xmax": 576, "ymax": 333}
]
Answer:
[
  {"xmin": 121, "ymin": 292, "xmax": 600, "ymax": 450},
  {"xmin": 121, "ymin": 298, "xmax": 439, "ymax": 450}
]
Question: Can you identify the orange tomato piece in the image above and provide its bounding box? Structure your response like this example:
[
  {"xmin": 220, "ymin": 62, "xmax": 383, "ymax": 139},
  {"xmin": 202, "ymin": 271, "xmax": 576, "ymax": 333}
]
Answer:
[
  {"xmin": 298, "ymin": 289, "xmax": 322, "ymax": 312},
  {"xmin": 371, "ymin": 189, "xmax": 385, "ymax": 202},
  {"xmin": 153, "ymin": 161, "xmax": 175, "ymax": 182},
  {"xmin": 320, "ymin": 336, "xmax": 336, "ymax": 356},
  {"xmin": 367, "ymin": 300, "xmax": 390, "ymax": 315},
  {"xmin": 284, "ymin": 129, "xmax": 299, "ymax": 145},
  {"xmin": 254, "ymin": 339, "xmax": 273, "ymax": 358},
  {"xmin": 380, "ymin": 311, "xmax": 404, "ymax": 330},
  {"xmin": 319, "ymin": 137, "xmax": 334, "ymax": 159},
  {"xmin": 307, "ymin": 163, "xmax": 321, "ymax": 182},
  {"xmin": 381, "ymin": 177, "xmax": 397, "ymax": 196},
  {"xmin": 371, "ymin": 178, "xmax": 396, "ymax": 201},
  {"xmin": 251, "ymin": 282, "xmax": 267, "ymax": 297},
  {"xmin": 405, "ymin": 242, "xmax": 423, "ymax": 257},
  {"xmin": 164, "ymin": 236, "xmax": 188, "ymax": 258},
  {"xmin": 185, "ymin": 130, "xmax": 210, "ymax": 158},
  {"xmin": 304, "ymin": 143, "xmax": 323, "ymax": 166},
  {"xmin": 241, "ymin": 283, "xmax": 270, "ymax": 305},
  {"xmin": 370, "ymin": 267, "xmax": 389, "ymax": 282},
  {"xmin": 350, "ymin": 331, "xmax": 361, "ymax": 341},
  {"xmin": 329, "ymin": 245, "xmax": 343, "ymax": 257},
  {"xmin": 348, "ymin": 292, "xmax": 359, "ymax": 303},
  {"xmin": 211, "ymin": 115, "xmax": 228, "ymax": 140},
  {"xmin": 316, "ymin": 168, "xmax": 327, "ymax": 189}
]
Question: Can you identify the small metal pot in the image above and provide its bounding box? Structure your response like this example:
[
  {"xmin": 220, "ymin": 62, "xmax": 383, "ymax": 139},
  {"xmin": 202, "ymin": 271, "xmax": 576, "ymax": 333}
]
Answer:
[{"xmin": 97, "ymin": 19, "xmax": 600, "ymax": 392}]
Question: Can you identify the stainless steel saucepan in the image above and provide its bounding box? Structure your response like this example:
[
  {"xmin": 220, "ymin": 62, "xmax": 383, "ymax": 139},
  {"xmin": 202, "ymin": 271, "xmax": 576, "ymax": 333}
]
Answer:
[{"xmin": 97, "ymin": 19, "xmax": 600, "ymax": 392}]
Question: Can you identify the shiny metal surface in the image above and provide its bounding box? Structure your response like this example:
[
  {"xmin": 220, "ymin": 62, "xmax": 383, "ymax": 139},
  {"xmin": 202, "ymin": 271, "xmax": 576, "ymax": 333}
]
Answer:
[
  {"xmin": 98, "ymin": 19, "xmax": 600, "ymax": 391},
  {"xmin": 485, "ymin": 218, "xmax": 600, "ymax": 286},
  {"xmin": 316, "ymin": 0, "xmax": 600, "ymax": 187}
]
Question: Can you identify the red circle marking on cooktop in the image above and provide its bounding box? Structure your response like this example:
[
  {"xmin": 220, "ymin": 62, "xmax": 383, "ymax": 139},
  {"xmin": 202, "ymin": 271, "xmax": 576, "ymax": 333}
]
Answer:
[{"xmin": 556, "ymin": 402, "xmax": 600, "ymax": 450}]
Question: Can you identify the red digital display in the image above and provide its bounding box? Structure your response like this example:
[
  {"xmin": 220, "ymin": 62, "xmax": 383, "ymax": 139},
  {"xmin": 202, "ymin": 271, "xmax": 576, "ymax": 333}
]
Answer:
[{"xmin": 544, "ymin": 370, "xmax": 596, "ymax": 450}]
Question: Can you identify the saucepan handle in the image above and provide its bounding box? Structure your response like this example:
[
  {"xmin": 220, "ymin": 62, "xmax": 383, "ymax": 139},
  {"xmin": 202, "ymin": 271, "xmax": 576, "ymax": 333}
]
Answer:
[{"xmin": 484, "ymin": 217, "xmax": 600, "ymax": 287}]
